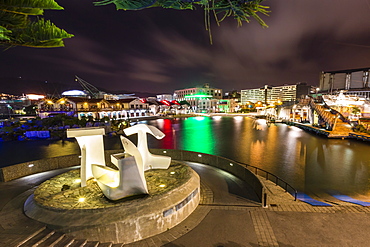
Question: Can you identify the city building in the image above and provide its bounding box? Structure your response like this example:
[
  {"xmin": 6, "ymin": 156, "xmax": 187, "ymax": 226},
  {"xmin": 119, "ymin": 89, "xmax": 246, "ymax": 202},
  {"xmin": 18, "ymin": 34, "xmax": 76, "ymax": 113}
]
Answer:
[
  {"xmin": 156, "ymin": 94, "xmax": 173, "ymax": 101},
  {"xmin": 241, "ymin": 83, "xmax": 311, "ymax": 106},
  {"xmin": 0, "ymin": 93, "xmax": 44, "ymax": 118},
  {"xmin": 217, "ymin": 91, "xmax": 242, "ymax": 112},
  {"xmin": 319, "ymin": 67, "xmax": 370, "ymax": 100},
  {"xmin": 37, "ymin": 97, "xmax": 150, "ymax": 119},
  {"xmin": 173, "ymin": 83, "xmax": 223, "ymax": 113}
]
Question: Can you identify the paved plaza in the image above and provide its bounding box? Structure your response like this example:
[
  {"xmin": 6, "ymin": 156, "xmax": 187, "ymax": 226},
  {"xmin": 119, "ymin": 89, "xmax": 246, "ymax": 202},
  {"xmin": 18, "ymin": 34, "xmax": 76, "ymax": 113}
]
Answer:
[{"xmin": 1, "ymin": 162, "xmax": 370, "ymax": 246}]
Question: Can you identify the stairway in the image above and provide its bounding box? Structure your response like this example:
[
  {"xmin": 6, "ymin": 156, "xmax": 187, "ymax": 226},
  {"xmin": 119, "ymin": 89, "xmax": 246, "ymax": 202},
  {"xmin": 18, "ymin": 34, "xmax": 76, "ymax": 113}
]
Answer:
[
  {"xmin": 16, "ymin": 227, "xmax": 124, "ymax": 247},
  {"xmin": 309, "ymin": 99, "xmax": 337, "ymax": 129},
  {"xmin": 309, "ymin": 98, "xmax": 352, "ymax": 136}
]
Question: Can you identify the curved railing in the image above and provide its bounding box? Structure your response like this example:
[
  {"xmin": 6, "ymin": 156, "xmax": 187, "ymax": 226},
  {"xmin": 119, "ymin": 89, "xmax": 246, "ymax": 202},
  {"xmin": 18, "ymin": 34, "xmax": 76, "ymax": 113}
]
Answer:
[
  {"xmin": 235, "ymin": 160, "xmax": 298, "ymax": 201},
  {"xmin": 151, "ymin": 149, "xmax": 298, "ymax": 203}
]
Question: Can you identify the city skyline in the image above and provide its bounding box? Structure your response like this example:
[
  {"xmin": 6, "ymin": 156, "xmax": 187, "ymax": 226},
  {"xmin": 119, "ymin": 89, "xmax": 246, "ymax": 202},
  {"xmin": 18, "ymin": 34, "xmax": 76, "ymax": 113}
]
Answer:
[{"xmin": 1, "ymin": 0, "xmax": 370, "ymax": 94}]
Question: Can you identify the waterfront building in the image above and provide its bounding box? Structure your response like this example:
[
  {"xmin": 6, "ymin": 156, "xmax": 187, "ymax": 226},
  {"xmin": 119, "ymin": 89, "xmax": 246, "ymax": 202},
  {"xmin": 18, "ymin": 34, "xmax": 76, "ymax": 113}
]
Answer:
[
  {"xmin": 37, "ymin": 97, "xmax": 150, "ymax": 120},
  {"xmin": 321, "ymin": 91, "xmax": 370, "ymax": 119},
  {"xmin": 173, "ymin": 83, "xmax": 223, "ymax": 113},
  {"xmin": 217, "ymin": 91, "xmax": 242, "ymax": 112},
  {"xmin": 319, "ymin": 68, "xmax": 370, "ymax": 98},
  {"xmin": 156, "ymin": 94, "xmax": 173, "ymax": 101},
  {"xmin": 0, "ymin": 93, "xmax": 44, "ymax": 118},
  {"xmin": 241, "ymin": 83, "xmax": 311, "ymax": 106}
]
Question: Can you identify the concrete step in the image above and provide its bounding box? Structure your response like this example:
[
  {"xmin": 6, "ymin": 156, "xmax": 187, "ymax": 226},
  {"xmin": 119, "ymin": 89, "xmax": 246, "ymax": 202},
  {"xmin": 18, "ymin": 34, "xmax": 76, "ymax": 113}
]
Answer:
[
  {"xmin": 38, "ymin": 231, "xmax": 66, "ymax": 247},
  {"xmin": 111, "ymin": 244, "xmax": 124, "ymax": 247},
  {"xmin": 18, "ymin": 227, "xmax": 53, "ymax": 247},
  {"xmin": 68, "ymin": 239, "xmax": 87, "ymax": 247},
  {"xmin": 53, "ymin": 235, "xmax": 75, "ymax": 247},
  {"xmin": 83, "ymin": 241, "xmax": 99, "ymax": 247},
  {"xmin": 16, "ymin": 227, "xmax": 46, "ymax": 247},
  {"xmin": 97, "ymin": 242, "xmax": 114, "ymax": 247},
  {"xmin": 15, "ymin": 226, "xmax": 123, "ymax": 247}
]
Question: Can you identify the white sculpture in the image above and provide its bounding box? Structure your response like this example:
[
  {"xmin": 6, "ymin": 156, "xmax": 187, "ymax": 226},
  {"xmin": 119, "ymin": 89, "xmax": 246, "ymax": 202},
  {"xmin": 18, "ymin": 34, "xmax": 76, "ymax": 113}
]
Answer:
[
  {"xmin": 124, "ymin": 124, "xmax": 171, "ymax": 170},
  {"xmin": 91, "ymin": 137, "xmax": 148, "ymax": 200},
  {"xmin": 68, "ymin": 124, "xmax": 171, "ymax": 200},
  {"xmin": 67, "ymin": 127, "xmax": 106, "ymax": 187}
]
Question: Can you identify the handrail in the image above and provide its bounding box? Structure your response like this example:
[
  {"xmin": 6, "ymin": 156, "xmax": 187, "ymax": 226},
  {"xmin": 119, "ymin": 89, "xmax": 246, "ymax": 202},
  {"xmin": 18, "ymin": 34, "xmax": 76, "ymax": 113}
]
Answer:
[{"xmin": 235, "ymin": 160, "xmax": 298, "ymax": 201}]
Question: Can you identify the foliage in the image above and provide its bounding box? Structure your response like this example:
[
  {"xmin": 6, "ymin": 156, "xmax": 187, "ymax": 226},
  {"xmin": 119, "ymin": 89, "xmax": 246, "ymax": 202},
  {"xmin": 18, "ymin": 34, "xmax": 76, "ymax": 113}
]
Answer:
[
  {"xmin": 0, "ymin": 0, "xmax": 73, "ymax": 48},
  {"xmin": 94, "ymin": 0, "xmax": 269, "ymax": 42}
]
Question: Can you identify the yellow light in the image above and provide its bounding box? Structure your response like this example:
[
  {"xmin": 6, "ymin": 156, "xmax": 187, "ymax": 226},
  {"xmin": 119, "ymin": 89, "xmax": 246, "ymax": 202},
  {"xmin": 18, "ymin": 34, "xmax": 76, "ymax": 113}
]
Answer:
[
  {"xmin": 78, "ymin": 197, "xmax": 85, "ymax": 203},
  {"xmin": 60, "ymin": 100, "xmax": 65, "ymax": 104},
  {"xmin": 159, "ymin": 184, "xmax": 166, "ymax": 188},
  {"xmin": 74, "ymin": 179, "xmax": 81, "ymax": 183},
  {"xmin": 47, "ymin": 100, "xmax": 53, "ymax": 104},
  {"xmin": 170, "ymin": 171, "xmax": 175, "ymax": 175}
]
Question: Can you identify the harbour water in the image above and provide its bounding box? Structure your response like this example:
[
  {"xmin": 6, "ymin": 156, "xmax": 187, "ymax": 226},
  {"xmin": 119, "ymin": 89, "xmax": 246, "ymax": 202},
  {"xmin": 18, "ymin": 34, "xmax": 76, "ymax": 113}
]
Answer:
[{"xmin": 1, "ymin": 116, "xmax": 370, "ymax": 199}]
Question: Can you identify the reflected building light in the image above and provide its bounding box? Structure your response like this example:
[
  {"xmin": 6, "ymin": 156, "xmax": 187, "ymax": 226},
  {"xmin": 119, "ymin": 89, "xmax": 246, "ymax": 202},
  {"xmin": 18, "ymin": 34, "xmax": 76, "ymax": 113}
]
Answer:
[
  {"xmin": 213, "ymin": 116, "xmax": 222, "ymax": 120},
  {"xmin": 194, "ymin": 117, "xmax": 205, "ymax": 121},
  {"xmin": 288, "ymin": 126, "xmax": 302, "ymax": 138},
  {"xmin": 28, "ymin": 164, "xmax": 34, "ymax": 168},
  {"xmin": 156, "ymin": 118, "xmax": 164, "ymax": 129},
  {"xmin": 234, "ymin": 116, "xmax": 243, "ymax": 121},
  {"xmin": 229, "ymin": 163, "xmax": 233, "ymax": 166},
  {"xmin": 198, "ymin": 154, "xmax": 202, "ymax": 157}
]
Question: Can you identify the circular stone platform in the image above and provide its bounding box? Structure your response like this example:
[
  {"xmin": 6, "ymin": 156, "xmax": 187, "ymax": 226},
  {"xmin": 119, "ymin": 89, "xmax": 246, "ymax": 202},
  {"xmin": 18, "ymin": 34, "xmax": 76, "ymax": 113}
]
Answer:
[{"xmin": 24, "ymin": 161, "xmax": 200, "ymax": 244}]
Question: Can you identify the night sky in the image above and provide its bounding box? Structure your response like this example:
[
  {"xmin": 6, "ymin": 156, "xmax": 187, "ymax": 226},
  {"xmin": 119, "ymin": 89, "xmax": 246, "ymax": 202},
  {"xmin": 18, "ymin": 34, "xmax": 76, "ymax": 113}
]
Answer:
[{"xmin": 1, "ymin": 0, "xmax": 370, "ymax": 95}]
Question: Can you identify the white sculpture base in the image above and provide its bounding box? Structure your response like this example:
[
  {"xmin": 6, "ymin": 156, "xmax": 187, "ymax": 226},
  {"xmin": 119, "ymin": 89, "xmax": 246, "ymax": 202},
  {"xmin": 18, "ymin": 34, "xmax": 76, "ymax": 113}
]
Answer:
[{"xmin": 24, "ymin": 164, "xmax": 200, "ymax": 245}]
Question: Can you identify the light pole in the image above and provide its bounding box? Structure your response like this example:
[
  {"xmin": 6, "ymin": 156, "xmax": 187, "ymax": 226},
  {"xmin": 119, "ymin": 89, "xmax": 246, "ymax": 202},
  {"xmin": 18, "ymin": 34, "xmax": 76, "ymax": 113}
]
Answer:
[{"xmin": 6, "ymin": 104, "xmax": 12, "ymax": 119}]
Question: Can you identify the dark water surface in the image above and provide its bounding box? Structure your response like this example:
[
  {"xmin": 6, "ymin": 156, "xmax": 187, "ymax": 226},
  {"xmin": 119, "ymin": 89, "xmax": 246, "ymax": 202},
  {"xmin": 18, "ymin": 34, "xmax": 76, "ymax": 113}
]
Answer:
[{"xmin": 1, "ymin": 116, "xmax": 370, "ymax": 197}]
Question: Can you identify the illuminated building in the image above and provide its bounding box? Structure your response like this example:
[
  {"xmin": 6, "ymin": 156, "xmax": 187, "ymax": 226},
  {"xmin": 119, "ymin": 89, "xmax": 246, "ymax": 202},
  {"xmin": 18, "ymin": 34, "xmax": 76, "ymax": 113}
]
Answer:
[
  {"xmin": 173, "ymin": 83, "xmax": 223, "ymax": 113},
  {"xmin": 37, "ymin": 97, "xmax": 150, "ymax": 119},
  {"xmin": 319, "ymin": 67, "xmax": 370, "ymax": 99},
  {"xmin": 241, "ymin": 83, "xmax": 310, "ymax": 105}
]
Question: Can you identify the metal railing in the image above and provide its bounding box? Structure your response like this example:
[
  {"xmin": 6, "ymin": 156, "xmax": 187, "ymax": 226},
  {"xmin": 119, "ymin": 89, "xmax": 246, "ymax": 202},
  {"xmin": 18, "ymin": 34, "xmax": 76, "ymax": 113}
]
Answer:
[{"xmin": 236, "ymin": 160, "xmax": 298, "ymax": 201}]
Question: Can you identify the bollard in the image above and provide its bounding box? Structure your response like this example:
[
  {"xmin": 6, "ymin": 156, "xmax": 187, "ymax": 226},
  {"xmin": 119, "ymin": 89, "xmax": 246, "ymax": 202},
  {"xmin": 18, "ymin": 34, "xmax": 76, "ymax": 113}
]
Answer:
[{"xmin": 263, "ymin": 193, "xmax": 268, "ymax": 208}]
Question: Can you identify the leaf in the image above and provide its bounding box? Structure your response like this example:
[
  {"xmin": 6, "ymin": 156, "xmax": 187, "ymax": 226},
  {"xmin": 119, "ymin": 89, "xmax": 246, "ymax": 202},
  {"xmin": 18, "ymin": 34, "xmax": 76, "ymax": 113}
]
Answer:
[
  {"xmin": 0, "ymin": 0, "xmax": 63, "ymax": 10},
  {"xmin": 0, "ymin": 25, "xmax": 11, "ymax": 40}
]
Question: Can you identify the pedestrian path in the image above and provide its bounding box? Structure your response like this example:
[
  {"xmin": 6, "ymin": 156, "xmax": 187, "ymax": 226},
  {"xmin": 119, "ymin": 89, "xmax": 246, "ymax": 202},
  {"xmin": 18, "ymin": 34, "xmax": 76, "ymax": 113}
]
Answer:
[{"xmin": 2, "ymin": 164, "xmax": 370, "ymax": 246}]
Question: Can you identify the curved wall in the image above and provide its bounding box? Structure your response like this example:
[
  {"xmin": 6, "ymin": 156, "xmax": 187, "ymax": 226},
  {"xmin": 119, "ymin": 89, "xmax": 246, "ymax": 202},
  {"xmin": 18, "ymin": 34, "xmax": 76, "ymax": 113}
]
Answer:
[{"xmin": 0, "ymin": 149, "xmax": 264, "ymax": 202}]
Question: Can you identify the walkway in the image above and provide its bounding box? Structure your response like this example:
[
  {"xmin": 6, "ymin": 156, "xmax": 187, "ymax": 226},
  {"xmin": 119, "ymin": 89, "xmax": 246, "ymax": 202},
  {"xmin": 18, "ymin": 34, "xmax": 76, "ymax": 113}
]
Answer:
[{"xmin": 2, "ymin": 163, "xmax": 370, "ymax": 246}]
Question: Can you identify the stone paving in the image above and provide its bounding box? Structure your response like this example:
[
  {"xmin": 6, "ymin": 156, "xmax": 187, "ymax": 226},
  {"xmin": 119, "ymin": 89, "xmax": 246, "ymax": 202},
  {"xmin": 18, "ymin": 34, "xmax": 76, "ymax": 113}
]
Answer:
[
  {"xmin": 127, "ymin": 174, "xmax": 370, "ymax": 247},
  {"xmin": 3, "ymin": 164, "xmax": 370, "ymax": 246}
]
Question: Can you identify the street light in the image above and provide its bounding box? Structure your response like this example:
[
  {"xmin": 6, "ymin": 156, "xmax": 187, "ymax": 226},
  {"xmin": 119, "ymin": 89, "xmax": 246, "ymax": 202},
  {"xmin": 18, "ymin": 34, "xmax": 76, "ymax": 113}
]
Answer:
[{"xmin": 6, "ymin": 104, "xmax": 12, "ymax": 119}]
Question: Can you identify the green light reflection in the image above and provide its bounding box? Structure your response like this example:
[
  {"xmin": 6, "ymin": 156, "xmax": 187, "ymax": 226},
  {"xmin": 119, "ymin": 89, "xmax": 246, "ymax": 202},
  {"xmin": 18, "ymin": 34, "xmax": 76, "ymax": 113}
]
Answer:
[{"xmin": 180, "ymin": 117, "xmax": 214, "ymax": 154}]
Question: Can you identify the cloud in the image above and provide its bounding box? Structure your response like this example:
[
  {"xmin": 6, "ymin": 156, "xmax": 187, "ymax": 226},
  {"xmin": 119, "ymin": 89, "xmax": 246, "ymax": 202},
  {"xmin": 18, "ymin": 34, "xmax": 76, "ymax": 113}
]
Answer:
[{"xmin": 2, "ymin": 0, "xmax": 370, "ymax": 94}]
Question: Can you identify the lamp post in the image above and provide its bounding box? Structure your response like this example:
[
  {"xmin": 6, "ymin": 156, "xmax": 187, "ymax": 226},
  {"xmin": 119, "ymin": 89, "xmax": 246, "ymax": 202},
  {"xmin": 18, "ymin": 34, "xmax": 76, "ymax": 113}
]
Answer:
[{"xmin": 6, "ymin": 104, "xmax": 12, "ymax": 119}]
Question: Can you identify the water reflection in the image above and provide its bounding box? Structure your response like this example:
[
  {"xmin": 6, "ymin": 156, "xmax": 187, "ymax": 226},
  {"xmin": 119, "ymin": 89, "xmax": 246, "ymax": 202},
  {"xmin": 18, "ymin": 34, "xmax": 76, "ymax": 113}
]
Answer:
[
  {"xmin": 1, "ymin": 116, "xmax": 370, "ymax": 198},
  {"xmin": 180, "ymin": 117, "xmax": 214, "ymax": 154}
]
